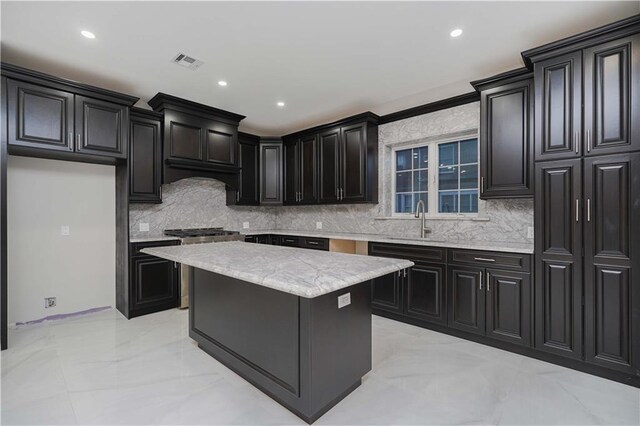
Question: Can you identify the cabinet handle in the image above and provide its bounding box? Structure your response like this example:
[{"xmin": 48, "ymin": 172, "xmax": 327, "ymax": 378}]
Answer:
[
  {"xmin": 398, "ymin": 270, "xmax": 401, "ymax": 278},
  {"xmin": 574, "ymin": 131, "xmax": 579, "ymax": 154},
  {"xmin": 404, "ymin": 269, "xmax": 407, "ymax": 278},
  {"xmin": 236, "ymin": 191, "xmax": 240, "ymax": 202},
  {"xmin": 479, "ymin": 272, "xmax": 483, "ymax": 291},
  {"xmin": 481, "ymin": 176, "xmax": 485, "ymax": 192},
  {"xmin": 587, "ymin": 198, "xmax": 591, "ymax": 222},
  {"xmin": 340, "ymin": 188, "xmax": 344, "ymax": 200},
  {"xmin": 307, "ymin": 241, "xmax": 319, "ymax": 245},
  {"xmin": 587, "ymin": 130, "xmax": 591, "ymax": 153},
  {"xmin": 174, "ymin": 262, "xmax": 178, "ymax": 269},
  {"xmin": 487, "ymin": 272, "xmax": 490, "ymax": 292},
  {"xmin": 474, "ymin": 257, "xmax": 495, "ymax": 262},
  {"xmin": 575, "ymin": 199, "xmax": 580, "ymax": 222},
  {"xmin": 76, "ymin": 133, "xmax": 81, "ymax": 151},
  {"xmin": 69, "ymin": 132, "xmax": 73, "ymax": 150}
]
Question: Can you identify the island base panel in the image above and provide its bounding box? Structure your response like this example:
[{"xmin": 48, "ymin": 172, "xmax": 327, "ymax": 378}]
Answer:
[{"xmin": 189, "ymin": 267, "xmax": 372, "ymax": 424}]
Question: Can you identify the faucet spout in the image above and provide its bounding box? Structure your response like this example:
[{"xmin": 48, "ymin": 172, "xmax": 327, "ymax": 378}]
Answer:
[{"xmin": 414, "ymin": 200, "xmax": 429, "ymax": 239}]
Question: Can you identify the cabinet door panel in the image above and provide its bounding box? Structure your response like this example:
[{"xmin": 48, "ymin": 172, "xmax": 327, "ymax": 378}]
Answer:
[
  {"xmin": 584, "ymin": 153, "xmax": 639, "ymax": 374},
  {"xmin": 129, "ymin": 114, "xmax": 161, "ymax": 202},
  {"xmin": 534, "ymin": 52, "xmax": 582, "ymax": 160},
  {"xmin": 486, "ymin": 270, "xmax": 531, "ymax": 347},
  {"xmin": 299, "ymin": 135, "xmax": 318, "ymax": 203},
  {"xmin": 480, "ymin": 78, "xmax": 533, "ymax": 198},
  {"xmin": 584, "ymin": 34, "xmax": 640, "ymax": 156},
  {"xmin": 167, "ymin": 114, "xmax": 202, "ymax": 161},
  {"xmin": 372, "ymin": 271, "xmax": 402, "ymax": 314},
  {"xmin": 405, "ymin": 264, "xmax": 446, "ymax": 325},
  {"xmin": 205, "ymin": 121, "xmax": 236, "ymax": 165},
  {"xmin": 260, "ymin": 143, "xmax": 282, "ymax": 205},
  {"xmin": 130, "ymin": 256, "xmax": 178, "ymax": 315},
  {"xmin": 75, "ymin": 95, "xmax": 127, "ymax": 158},
  {"xmin": 238, "ymin": 140, "xmax": 259, "ymax": 205},
  {"xmin": 319, "ymin": 129, "xmax": 340, "ymax": 203},
  {"xmin": 535, "ymin": 159, "xmax": 582, "ymax": 359},
  {"xmin": 283, "ymin": 140, "xmax": 298, "ymax": 204},
  {"xmin": 341, "ymin": 123, "xmax": 367, "ymax": 201},
  {"xmin": 447, "ymin": 266, "xmax": 485, "ymax": 336},
  {"xmin": 7, "ymin": 79, "xmax": 74, "ymax": 151}
]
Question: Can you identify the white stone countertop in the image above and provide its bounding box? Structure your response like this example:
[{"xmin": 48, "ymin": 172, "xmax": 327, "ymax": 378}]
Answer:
[
  {"xmin": 241, "ymin": 229, "xmax": 534, "ymax": 254},
  {"xmin": 142, "ymin": 241, "xmax": 413, "ymax": 298},
  {"xmin": 130, "ymin": 236, "xmax": 181, "ymax": 244}
]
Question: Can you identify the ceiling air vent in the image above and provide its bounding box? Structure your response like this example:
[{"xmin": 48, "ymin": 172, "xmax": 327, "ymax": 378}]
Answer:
[{"xmin": 172, "ymin": 53, "xmax": 203, "ymax": 70}]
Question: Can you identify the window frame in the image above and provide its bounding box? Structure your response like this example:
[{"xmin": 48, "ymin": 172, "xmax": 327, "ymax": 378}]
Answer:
[{"xmin": 391, "ymin": 134, "xmax": 481, "ymax": 218}]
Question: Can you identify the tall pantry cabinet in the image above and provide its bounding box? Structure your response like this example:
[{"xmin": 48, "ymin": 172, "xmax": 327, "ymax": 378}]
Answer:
[{"xmin": 526, "ymin": 22, "xmax": 640, "ymax": 380}]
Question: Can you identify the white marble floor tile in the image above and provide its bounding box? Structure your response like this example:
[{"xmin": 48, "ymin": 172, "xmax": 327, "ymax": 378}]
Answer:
[{"xmin": 2, "ymin": 309, "xmax": 639, "ymax": 425}]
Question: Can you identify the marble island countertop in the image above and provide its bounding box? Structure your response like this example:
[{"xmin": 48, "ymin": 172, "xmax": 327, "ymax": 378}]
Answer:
[
  {"xmin": 142, "ymin": 241, "xmax": 414, "ymax": 298},
  {"xmin": 242, "ymin": 229, "xmax": 534, "ymax": 254}
]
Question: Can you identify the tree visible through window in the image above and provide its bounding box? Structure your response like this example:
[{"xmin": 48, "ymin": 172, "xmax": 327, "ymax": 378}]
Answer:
[{"xmin": 393, "ymin": 138, "xmax": 478, "ymax": 215}]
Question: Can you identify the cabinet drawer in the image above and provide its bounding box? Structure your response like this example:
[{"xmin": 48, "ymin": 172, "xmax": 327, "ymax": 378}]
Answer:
[
  {"xmin": 279, "ymin": 236, "xmax": 300, "ymax": 247},
  {"xmin": 369, "ymin": 242, "xmax": 445, "ymax": 264},
  {"xmin": 299, "ymin": 237, "xmax": 328, "ymax": 251},
  {"xmin": 130, "ymin": 239, "xmax": 180, "ymax": 256},
  {"xmin": 448, "ymin": 249, "xmax": 531, "ymax": 272}
]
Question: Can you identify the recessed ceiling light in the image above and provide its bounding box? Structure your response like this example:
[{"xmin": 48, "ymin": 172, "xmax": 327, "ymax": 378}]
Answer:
[
  {"xmin": 450, "ymin": 28, "xmax": 463, "ymax": 38},
  {"xmin": 81, "ymin": 30, "xmax": 96, "ymax": 39},
  {"xmin": 218, "ymin": 80, "xmax": 227, "ymax": 87},
  {"xmin": 277, "ymin": 101, "xmax": 285, "ymax": 107}
]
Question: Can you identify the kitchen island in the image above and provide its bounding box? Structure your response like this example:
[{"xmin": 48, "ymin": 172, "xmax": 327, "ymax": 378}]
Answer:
[{"xmin": 142, "ymin": 241, "xmax": 413, "ymax": 423}]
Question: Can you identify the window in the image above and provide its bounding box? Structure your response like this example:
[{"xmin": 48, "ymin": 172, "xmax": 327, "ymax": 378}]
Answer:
[{"xmin": 393, "ymin": 137, "xmax": 479, "ymax": 216}]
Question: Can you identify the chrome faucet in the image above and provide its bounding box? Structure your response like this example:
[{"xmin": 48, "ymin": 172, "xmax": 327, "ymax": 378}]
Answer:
[{"xmin": 414, "ymin": 200, "xmax": 430, "ymax": 239}]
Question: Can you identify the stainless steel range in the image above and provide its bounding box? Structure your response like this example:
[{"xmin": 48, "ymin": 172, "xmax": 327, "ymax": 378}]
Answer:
[{"xmin": 164, "ymin": 227, "xmax": 243, "ymax": 308}]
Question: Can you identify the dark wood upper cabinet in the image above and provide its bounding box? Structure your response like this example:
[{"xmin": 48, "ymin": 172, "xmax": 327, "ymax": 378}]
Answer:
[
  {"xmin": 283, "ymin": 112, "xmax": 379, "ymax": 205},
  {"xmin": 6, "ymin": 79, "xmax": 74, "ymax": 152},
  {"xmin": 236, "ymin": 132, "xmax": 260, "ymax": 206},
  {"xmin": 299, "ymin": 134, "xmax": 318, "ymax": 204},
  {"xmin": 148, "ymin": 93, "xmax": 244, "ymax": 186},
  {"xmin": 75, "ymin": 95, "xmax": 127, "ymax": 158},
  {"xmin": 447, "ymin": 265, "xmax": 485, "ymax": 336},
  {"xmin": 4, "ymin": 67, "xmax": 136, "ymax": 161},
  {"xmin": 260, "ymin": 139, "xmax": 283, "ymax": 205},
  {"xmin": 485, "ymin": 269, "xmax": 531, "ymax": 347},
  {"xmin": 129, "ymin": 109, "xmax": 162, "ymax": 203},
  {"xmin": 341, "ymin": 123, "xmax": 367, "ymax": 202},
  {"xmin": 534, "ymin": 51, "xmax": 583, "ymax": 161},
  {"xmin": 534, "ymin": 159, "xmax": 583, "ymax": 360},
  {"xmin": 583, "ymin": 34, "xmax": 640, "ymax": 157},
  {"xmin": 283, "ymin": 139, "xmax": 299, "ymax": 205},
  {"xmin": 472, "ymin": 69, "xmax": 533, "ymax": 198},
  {"xmin": 583, "ymin": 153, "xmax": 639, "ymax": 374},
  {"xmin": 318, "ymin": 128, "xmax": 340, "ymax": 203}
]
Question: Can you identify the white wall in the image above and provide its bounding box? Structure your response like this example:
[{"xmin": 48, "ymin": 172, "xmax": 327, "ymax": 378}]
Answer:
[{"xmin": 7, "ymin": 156, "xmax": 115, "ymax": 324}]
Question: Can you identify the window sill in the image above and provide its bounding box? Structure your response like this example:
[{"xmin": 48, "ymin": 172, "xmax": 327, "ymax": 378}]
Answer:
[{"xmin": 375, "ymin": 216, "xmax": 490, "ymax": 222}]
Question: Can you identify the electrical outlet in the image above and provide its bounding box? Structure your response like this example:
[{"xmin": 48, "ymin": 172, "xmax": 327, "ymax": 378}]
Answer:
[
  {"xmin": 44, "ymin": 297, "xmax": 56, "ymax": 308},
  {"xmin": 527, "ymin": 226, "xmax": 534, "ymax": 239},
  {"xmin": 316, "ymin": 221, "xmax": 322, "ymax": 230},
  {"xmin": 139, "ymin": 222, "xmax": 150, "ymax": 232},
  {"xmin": 60, "ymin": 225, "xmax": 70, "ymax": 236},
  {"xmin": 243, "ymin": 222, "xmax": 250, "ymax": 229}
]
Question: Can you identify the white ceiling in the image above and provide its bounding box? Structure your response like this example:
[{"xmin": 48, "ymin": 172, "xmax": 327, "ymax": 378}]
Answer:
[{"xmin": 1, "ymin": 1, "xmax": 638, "ymax": 135}]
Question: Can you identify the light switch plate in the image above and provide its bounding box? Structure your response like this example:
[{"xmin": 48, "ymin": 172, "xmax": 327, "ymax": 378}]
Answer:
[
  {"xmin": 527, "ymin": 226, "xmax": 534, "ymax": 239},
  {"xmin": 338, "ymin": 292, "xmax": 351, "ymax": 309},
  {"xmin": 243, "ymin": 222, "xmax": 250, "ymax": 229},
  {"xmin": 139, "ymin": 223, "xmax": 150, "ymax": 232},
  {"xmin": 60, "ymin": 226, "xmax": 70, "ymax": 236},
  {"xmin": 316, "ymin": 221, "xmax": 322, "ymax": 230}
]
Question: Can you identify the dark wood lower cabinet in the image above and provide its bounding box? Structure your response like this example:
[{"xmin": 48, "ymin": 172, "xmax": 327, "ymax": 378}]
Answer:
[
  {"xmin": 371, "ymin": 271, "xmax": 403, "ymax": 314},
  {"xmin": 486, "ymin": 269, "xmax": 531, "ymax": 347},
  {"xmin": 447, "ymin": 266, "xmax": 485, "ymax": 336},
  {"xmin": 404, "ymin": 263, "xmax": 447, "ymax": 325},
  {"xmin": 129, "ymin": 241, "xmax": 179, "ymax": 318}
]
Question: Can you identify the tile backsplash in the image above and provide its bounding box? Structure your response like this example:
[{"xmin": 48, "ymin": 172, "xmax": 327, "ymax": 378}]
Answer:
[{"xmin": 129, "ymin": 101, "xmax": 534, "ymax": 244}]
